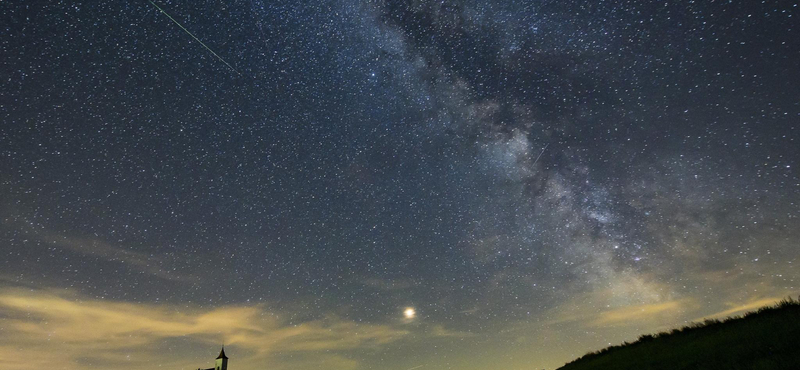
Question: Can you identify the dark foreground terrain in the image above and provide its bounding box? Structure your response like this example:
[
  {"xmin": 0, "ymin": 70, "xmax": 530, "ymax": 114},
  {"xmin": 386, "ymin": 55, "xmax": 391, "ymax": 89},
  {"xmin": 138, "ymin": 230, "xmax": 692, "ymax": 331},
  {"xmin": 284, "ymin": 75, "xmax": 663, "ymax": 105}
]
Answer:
[{"xmin": 557, "ymin": 298, "xmax": 800, "ymax": 370}]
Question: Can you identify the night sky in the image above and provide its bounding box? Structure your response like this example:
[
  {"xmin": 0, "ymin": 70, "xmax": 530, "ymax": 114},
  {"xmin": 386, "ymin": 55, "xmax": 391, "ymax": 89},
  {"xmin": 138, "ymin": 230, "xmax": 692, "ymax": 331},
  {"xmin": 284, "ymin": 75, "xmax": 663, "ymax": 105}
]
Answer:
[{"xmin": 1, "ymin": 1, "xmax": 799, "ymax": 369}]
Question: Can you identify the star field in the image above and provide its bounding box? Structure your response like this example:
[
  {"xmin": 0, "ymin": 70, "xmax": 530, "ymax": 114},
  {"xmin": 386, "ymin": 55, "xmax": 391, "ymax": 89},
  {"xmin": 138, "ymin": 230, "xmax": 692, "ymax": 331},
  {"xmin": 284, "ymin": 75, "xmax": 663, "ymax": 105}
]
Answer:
[{"xmin": 0, "ymin": 1, "xmax": 798, "ymax": 369}]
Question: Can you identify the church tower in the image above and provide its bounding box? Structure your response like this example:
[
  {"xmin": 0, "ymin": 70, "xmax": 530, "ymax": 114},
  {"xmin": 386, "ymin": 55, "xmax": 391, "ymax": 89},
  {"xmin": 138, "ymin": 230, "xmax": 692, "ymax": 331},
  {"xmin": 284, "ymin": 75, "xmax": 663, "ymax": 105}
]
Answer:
[{"xmin": 215, "ymin": 347, "xmax": 228, "ymax": 370}]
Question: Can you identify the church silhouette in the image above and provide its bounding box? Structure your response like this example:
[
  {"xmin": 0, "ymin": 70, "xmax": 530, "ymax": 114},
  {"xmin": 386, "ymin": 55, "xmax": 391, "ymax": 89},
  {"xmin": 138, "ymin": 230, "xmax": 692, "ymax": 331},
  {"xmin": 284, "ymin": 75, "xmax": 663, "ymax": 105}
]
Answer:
[{"xmin": 197, "ymin": 347, "xmax": 228, "ymax": 370}]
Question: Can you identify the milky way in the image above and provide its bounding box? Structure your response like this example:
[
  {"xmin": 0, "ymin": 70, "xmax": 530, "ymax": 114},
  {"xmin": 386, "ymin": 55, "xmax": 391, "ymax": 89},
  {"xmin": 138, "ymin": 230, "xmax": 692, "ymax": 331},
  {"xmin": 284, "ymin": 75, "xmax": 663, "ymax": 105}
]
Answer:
[{"xmin": 1, "ymin": 1, "xmax": 798, "ymax": 369}]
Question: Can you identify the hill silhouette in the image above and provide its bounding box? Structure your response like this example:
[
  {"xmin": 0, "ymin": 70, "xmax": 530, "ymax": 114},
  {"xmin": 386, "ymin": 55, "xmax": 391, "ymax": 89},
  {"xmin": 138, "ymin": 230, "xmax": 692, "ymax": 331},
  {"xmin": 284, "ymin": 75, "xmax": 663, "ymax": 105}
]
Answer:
[{"xmin": 557, "ymin": 297, "xmax": 800, "ymax": 370}]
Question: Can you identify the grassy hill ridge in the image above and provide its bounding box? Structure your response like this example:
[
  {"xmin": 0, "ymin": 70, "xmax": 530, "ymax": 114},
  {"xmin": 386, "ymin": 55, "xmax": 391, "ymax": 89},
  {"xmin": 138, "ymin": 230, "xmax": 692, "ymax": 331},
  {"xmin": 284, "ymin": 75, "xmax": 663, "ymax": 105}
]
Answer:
[{"xmin": 556, "ymin": 297, "xmax": 800, "ymax": 370}]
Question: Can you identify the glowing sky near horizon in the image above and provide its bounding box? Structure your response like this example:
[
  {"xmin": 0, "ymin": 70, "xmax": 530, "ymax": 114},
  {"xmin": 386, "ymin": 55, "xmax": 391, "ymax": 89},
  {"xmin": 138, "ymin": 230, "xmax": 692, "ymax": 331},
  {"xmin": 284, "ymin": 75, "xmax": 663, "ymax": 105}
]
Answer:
[{"xmin": 0, "ymin": 1, "xmax": 798, "ymax": 369}]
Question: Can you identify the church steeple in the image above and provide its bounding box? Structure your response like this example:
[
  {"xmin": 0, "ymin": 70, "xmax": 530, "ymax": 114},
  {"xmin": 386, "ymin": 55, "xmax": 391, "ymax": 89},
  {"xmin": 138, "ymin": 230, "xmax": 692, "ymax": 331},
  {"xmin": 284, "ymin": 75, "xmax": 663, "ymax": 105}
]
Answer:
[{"xmin": 214, "ymin": 346, "xmax": 228, "ymax": 370}]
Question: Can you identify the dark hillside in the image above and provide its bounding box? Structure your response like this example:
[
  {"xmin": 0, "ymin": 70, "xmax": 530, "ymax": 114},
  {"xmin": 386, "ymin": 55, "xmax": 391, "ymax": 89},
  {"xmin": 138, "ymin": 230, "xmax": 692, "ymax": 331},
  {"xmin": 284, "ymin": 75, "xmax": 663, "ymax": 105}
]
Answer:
[{"xmin": 557, "ymin": 298, "xmax": 800, "ymax": 370}]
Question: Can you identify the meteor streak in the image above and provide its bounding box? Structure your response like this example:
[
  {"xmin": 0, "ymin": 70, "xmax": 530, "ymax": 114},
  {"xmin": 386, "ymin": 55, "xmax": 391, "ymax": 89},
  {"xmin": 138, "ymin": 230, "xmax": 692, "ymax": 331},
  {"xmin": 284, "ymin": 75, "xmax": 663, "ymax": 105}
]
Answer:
[
  {"xmin": 148, "ymin": 0, "xmax": 241, "ymax": 75},
  {"xmin": 532, "ymin": 143, "xmax": 549, "ymax": 167}
]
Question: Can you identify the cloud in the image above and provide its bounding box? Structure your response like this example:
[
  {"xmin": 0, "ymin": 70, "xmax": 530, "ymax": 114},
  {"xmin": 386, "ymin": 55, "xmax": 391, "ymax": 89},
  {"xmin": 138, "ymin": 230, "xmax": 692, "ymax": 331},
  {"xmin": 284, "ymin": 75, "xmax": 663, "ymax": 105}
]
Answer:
[
  {"xmin": 590, "ymin": 300, "xmax": 686, "ymax": 327},
  {"xmin": 6, "ymin": 219, "xmax": 191, "ymax": 282},
  {"xmin": 692, "ymin": 297, "xmax": 788, "ymax": 322},
  {"xmin": 545, "ymin": 296, "xmax": 693, "ymax": 329},
  {"xmin": 41, "ymin": 232, "xmax": 188, "ymax": 281},
  {"xmin": 544, "ymin": 271, "xmax": 692, "ymax": 329},
  {"xmin": 0, "ymin": 288, "xmax": 408, "ymax": 370},
  {"xmin": 429, "ymin": 324, "xmax": 476, "ymax": 338}
]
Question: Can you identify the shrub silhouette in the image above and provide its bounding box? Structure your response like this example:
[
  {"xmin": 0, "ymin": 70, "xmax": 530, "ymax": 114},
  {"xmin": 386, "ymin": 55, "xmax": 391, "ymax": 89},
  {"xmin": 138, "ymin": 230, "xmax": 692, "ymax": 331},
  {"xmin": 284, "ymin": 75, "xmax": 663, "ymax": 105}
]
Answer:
[{"xmin": 557, "ymin": 296, "xmax": 800, "ymax": 370}]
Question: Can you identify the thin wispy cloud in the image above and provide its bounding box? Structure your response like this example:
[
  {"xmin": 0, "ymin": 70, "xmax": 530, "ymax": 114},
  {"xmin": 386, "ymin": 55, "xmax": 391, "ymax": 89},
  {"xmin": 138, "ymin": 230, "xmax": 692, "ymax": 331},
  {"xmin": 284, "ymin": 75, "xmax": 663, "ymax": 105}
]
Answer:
[
  {"xmin": 692, "ymin": 297, "xmax": 788, "ymax": 322},
  {"xmin": 0, "ymin": 288, "xmax": 409, "ymax": 370},
  {"xmin": 8, "ymin": 219, "xmax": 191, "ymax": 282}
]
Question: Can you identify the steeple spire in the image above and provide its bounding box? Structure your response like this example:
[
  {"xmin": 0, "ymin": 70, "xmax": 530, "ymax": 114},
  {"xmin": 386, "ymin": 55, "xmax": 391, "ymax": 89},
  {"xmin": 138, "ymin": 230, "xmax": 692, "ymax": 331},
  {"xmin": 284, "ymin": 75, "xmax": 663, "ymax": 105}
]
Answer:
[{"xmin": 217, "ymin": 346, "xmax": 228, "ymax": 360}]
